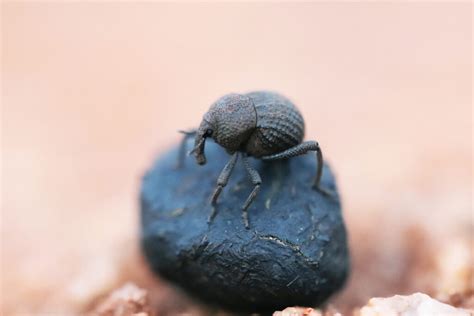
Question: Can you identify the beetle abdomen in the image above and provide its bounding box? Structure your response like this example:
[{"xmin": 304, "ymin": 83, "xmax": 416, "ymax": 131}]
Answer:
[{"xmin": 245, "ymin": 91, "xmax": 305, "ymax": 157}]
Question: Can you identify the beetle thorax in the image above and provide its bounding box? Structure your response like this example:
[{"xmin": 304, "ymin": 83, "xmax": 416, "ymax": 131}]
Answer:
[{"xmin": 205, "ymin": 93, "xmax": 257, "ymax": 152}]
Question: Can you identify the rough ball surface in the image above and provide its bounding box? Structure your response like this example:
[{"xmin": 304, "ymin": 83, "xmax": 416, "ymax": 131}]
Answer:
[{"xmin": 140, "ymin": 141, "xmax": 350, "ymax": 313}]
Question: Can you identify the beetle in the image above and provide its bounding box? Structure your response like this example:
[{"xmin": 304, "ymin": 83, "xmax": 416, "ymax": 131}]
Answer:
[{"xmin": 177, "ymin": 91, "xmax": 331, "ymax": 228}]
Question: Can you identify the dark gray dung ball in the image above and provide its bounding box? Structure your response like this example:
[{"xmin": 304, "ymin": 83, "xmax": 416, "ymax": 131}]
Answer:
[{"xmin": 140, "ymin": 141, "xmax": 350, "ymax": 313}]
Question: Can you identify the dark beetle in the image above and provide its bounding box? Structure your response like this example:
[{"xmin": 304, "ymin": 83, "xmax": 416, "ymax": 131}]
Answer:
[{"xmin": 177, "ymin": 91, "xmax": 331, "ymax": 228}]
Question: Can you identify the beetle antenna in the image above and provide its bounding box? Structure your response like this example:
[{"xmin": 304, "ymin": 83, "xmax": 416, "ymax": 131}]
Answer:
[
  {"xmin": 179, "ymin": 129, "xmax": 194, "ymax": 135},
  {"xmin": 188, "ymin": 137, "xmax": 205, "ymax": 156}
]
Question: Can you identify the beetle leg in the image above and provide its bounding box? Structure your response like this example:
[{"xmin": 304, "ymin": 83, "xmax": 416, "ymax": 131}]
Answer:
[
  {"xmin": 241, "ymin": 155, "xmax": 262, "ymax": 229},
  {"xmin": 175, "ymin": 129, "xmax": 197, "ymax": 169},
  {"xmin": 261, "ymin": 141, "xmax": 333, "ymax": 196},
  {"xmin": 210, "ymin": 152, "xmax": 239, "ymax": 206}
]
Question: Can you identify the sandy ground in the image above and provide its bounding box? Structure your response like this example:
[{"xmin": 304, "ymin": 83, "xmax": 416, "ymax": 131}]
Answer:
[{"xmin": 2, "ymin": 3, "xmax": 472, "ymax": 315}]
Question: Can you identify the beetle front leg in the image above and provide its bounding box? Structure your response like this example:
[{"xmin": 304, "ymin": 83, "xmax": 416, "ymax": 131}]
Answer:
[
  {"xmin": 175, "ymin": 129, "xmax": 197, "ymax": 169},
  {"xmin": 210, "ymin": 152, "xmax": 239, "ymax": 206},
  {"xmin": 261, "ymin": 141, "xmax": 333, "ymax": 196},
  {"xmin": 241, "ymin": 155, "xmax": 262, "ymax": 229}
]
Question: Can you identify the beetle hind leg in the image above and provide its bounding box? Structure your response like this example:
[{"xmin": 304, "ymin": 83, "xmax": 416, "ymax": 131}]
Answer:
[{"xmin": 261, "ymin": 141, "xmax": 333, "ymax": 196}]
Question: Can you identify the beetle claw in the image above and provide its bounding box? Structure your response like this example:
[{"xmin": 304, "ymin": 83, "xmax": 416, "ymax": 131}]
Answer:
[{"xmin": 314, "ymin": 185, "xmax": 335, "ymax": 198}]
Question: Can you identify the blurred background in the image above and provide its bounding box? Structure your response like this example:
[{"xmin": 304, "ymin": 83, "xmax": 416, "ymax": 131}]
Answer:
[{"xmin": 2, "ymin": 2, "xmax": 472, "ymax": 315}]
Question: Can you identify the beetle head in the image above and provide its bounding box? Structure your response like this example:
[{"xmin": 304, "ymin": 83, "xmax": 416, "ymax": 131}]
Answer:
[{"xmin": 192, "ymin": 93, "xmax": 257, "ymax": 165}]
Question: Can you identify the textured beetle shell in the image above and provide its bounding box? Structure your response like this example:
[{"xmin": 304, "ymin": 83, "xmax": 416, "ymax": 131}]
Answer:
[{"xmin": 244, "ymin": 91, "xmax": 305, "ymax": 157}]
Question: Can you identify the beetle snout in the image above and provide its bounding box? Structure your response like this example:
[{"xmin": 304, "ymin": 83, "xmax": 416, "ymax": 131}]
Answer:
[{"xmin": 192, "ymin": 119, "xmax": 213, "ymax": 166}]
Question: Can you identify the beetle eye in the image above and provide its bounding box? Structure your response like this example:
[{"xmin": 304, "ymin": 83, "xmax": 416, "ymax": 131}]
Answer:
[{"xmin": 205, "ymin": 128, "xmax": 213, "ymax": 137}]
